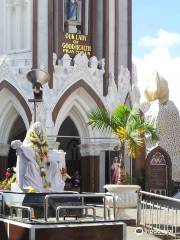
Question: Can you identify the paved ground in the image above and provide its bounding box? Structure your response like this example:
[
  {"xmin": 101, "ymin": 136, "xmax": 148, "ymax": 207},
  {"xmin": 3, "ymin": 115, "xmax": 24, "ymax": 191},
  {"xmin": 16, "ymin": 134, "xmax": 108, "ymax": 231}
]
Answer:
[
  {"xmin": 127, "ymin": 226, "xmax": 164, "ymax": 240},
  {"xmin": 95, "ymin": 207, "xmax": 175, "ymax": 239},
  {"xmin": 124, "ymin": 209, "xmax": 178, "ymax": 240}
]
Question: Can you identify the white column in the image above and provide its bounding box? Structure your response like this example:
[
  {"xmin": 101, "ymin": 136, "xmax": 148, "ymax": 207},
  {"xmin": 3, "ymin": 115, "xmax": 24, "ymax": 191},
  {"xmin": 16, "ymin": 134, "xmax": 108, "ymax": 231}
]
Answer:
[
  {"xmin": 109, "ymin": 0, "xmax": 115, "ymax": 74},
  {"xmin": 0, "ymin": 0, "xmax": 6, "ymax": 54},
  {"xmin": 37, "ymin": 0, "xmax": 48, "ymax": 70},
  {"xmin": 99, "ymin": 151, "xmax": 106, "ymax": 192},
  {"xmin": 6, "ymin": 2, "xmax": 12, "ymax": 51},
  {"xmin": 119, "ymin": 0, "xmax": 128, "ymax": 68},
  {"xmin": 14, "ymin": 0, "xmax": 22, "ymax": 50},
  {"xmin": 84, "ymin": 0, "xmax": 89, "ymax": 35},
  {"xmin": 96, "ymin": 0, "xmax": 103, "ymax": 59},
  {"xmin": 26, "ymin": 0, "xmax": 32, "ymax": 50}
]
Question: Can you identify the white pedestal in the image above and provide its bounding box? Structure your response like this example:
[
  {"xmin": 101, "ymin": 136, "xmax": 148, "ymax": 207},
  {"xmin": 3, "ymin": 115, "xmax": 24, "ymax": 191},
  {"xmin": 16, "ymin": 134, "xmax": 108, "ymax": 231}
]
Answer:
[
  {"xmin": 11, "ymin": 183, "xmax": 23, "ymax": 192},
  {"xmin": 104, "ymin": 184, "xmax": 141, "ymax": 220}
]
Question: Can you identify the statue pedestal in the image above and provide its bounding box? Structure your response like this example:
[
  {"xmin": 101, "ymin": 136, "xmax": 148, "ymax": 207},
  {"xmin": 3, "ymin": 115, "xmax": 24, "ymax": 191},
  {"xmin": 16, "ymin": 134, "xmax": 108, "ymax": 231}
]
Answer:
[
  {"xmin": 104, "ymin": 184, "xmax": 141, "ymax": 220},
  {"xmin": 65, "ymin": 20, "xmax": 81, "ymax": 33}
]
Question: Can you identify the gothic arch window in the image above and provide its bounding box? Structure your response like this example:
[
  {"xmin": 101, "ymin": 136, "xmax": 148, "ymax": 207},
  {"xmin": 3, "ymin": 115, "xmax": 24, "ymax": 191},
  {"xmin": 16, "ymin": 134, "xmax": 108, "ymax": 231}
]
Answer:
[
  {"xmin": 150, "ymin": 152, "xmax": 166, "ymax": 165},
  {"xmin": 146, "ymin": 146, "xmax": 172, "ymax": 195}
]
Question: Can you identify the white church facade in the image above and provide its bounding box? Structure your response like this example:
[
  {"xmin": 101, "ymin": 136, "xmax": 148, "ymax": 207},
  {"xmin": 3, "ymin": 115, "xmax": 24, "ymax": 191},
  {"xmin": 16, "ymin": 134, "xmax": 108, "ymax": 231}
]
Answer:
[{"xmin": 0, "ymin": 0, "xmax": 141, "ymax": 192}]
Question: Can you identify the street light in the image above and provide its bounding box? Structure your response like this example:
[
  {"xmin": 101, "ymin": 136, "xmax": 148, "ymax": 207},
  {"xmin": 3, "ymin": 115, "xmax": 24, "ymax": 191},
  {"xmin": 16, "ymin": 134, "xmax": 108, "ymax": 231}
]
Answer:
[{"xmin": 26, "ymin": 69, "xmax": 50, "ymax": 122}]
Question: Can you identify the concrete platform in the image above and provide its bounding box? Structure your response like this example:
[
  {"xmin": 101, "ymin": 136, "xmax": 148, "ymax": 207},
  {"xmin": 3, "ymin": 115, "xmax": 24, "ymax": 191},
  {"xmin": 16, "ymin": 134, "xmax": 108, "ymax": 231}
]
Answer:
[{"xmin": 0, "ymin": 218, "xmax": 126, "ymax": 240}]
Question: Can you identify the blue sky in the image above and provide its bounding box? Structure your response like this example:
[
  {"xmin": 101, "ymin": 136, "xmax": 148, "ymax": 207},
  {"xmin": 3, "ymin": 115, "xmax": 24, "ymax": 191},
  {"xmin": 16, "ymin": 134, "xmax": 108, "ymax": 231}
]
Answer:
[
  {"xmin": 132, "ymin": 0, "xmax": 180, "ymax": 58},
  {"xmin": 132, "ymin": 0, "xmax": 180, "ymax": 110}
]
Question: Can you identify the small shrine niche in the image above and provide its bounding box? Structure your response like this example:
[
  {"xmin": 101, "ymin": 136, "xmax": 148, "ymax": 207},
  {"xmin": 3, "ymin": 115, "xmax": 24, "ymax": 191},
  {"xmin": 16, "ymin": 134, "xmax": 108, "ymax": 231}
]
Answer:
[
  {"xmin": 54, "ymin": 0, "xmax": 95, "ymax": 58},
  {"xmin": 64, "ymin": 0, "xmax": 89, "ymax": 35}
]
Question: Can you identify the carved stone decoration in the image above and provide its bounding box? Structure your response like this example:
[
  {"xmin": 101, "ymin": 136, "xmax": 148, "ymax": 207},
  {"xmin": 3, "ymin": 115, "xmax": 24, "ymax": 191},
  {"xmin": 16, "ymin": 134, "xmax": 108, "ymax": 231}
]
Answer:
[
  {"xmin": 0, "ymin": 53, "xmax": 106, "ymax": 146},
  {"xmin": 105, "ymin": 72, "xmax": 118, "ymax": 109},
  {"xmin": 117, "ymin": 65, "xmax": 131, "ymax": 104},
  {"xmin": 61, "ymin": 54, "xmax": 72, "ymax": 67},
  {"xmin": 104, "ymin": 65, "xmax": 139, "ymax": 110},
  {"xmin": 0, "ymin": 52, "xmax": 139, "ymax": 155},
  {"xmin": 130, "ymin": 63, "xmax": 140, "ymax": 105},
  {"xmin": 0, "ymin": 60, "xmax": 17, "ymax": 84},
  {"xmin": 146, "ymin": 146, "xmax": 172, "ymax": 195},
  {"xmin": 89, "ymin": 56, "xmax": 98, "ymax": 69},
  {"xmin": 73, "ymin": 53, "xmax": 89, "ymax": 68}
]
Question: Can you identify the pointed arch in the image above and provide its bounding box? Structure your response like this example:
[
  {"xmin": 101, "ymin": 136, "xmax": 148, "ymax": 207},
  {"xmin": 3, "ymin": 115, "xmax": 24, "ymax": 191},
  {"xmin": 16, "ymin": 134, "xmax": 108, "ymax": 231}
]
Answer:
[
  {"xmin": 52, "ymin": 80, "xmax": 105, "ymax": 124},
  {"xmin": 146, "ymin": 146, "xmax": 172, "ymax": 167},
  {"xmin": 146, "ymin": 146, "xmax": 172, "ymax": 195},
  {"xmin": 0, "ymin": 80, "xmax": 32, "ymax": 124}
]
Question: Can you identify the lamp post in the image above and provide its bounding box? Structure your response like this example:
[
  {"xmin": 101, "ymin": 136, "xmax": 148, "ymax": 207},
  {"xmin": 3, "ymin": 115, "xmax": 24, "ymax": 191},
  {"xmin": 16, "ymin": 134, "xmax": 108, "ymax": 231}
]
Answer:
[{"xmin": 26, "ymin": 69, "xmax": 50, "ymax": 122}]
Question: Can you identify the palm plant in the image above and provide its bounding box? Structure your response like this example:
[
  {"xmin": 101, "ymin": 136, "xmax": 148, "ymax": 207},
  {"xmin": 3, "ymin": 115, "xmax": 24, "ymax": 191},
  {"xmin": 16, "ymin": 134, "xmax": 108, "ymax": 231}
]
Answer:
[{"xmin": 87, "ymin": 104, "xmax": 158, "ymax": 184}]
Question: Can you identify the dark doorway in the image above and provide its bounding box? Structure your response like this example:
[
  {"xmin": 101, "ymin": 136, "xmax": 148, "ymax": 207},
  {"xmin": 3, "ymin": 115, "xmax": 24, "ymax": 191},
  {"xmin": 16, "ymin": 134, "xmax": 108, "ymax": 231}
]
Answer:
[
  {"xmin": 57, "ymin": 117, "xmax": 81, "ymax": 179},
  {"xmin": 7, "ymin": 116, "xmax": 26, "ymax": 168}
]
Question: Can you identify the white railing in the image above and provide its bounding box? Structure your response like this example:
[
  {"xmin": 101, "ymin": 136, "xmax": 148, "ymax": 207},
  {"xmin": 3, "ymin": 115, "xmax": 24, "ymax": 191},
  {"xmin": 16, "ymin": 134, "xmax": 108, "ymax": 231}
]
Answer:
[{"xmin": 137, "ymin": 190, "xmax": 180, "ymax": 239}]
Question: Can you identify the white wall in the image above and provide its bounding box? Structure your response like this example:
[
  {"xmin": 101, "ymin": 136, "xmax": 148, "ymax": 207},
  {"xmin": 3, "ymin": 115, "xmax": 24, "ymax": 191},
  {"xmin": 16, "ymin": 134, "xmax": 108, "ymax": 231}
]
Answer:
[{"xmin": 0, "ymin": 0, "xmax": 32, "ymax": 55}]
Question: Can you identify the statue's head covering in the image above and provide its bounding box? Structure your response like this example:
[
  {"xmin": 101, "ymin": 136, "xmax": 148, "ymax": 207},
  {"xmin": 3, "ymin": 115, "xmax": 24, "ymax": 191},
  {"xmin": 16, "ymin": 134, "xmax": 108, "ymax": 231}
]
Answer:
[
  {"xmin": 31, "ymin": 122, "xmax": 43, "ymax": 136},
  {"xmin": 144, "ymin": 71, "xmax": 169, "ymax": 103},
  {"xmin": 23, "ymin": 122, "xmax": 48, "ymax": 147}
]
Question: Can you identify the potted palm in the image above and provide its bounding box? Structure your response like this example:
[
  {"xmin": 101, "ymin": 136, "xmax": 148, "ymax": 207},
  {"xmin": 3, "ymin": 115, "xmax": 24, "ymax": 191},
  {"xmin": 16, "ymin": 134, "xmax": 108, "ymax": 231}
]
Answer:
[{"xmin": 87, "ymin": 104, "xmax": 158, "ymax": 218}]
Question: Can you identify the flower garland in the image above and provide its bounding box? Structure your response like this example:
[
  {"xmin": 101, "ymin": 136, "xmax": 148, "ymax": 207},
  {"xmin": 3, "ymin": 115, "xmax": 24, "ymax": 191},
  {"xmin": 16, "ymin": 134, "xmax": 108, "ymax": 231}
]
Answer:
[{"xmin": 26, "ymin": 129, "xmax": 51, "ymax": 189}]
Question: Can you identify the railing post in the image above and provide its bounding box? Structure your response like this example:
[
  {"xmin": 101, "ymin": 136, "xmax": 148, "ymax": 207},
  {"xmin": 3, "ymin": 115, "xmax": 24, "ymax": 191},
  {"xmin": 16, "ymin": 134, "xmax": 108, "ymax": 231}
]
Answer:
[
  {"xmin": 137, "ymin": 190, "xmax": 142, "ymax": 226},
  {"xmin": 0, "ymin": 193, "xmax": 4, "ymax": 216}
]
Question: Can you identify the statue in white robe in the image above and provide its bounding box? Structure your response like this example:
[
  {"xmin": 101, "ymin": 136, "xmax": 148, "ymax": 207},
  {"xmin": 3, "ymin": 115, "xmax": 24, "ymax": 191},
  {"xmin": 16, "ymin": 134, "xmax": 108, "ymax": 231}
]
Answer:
[{"xmin": 11, "ymin": 122, "xmax": 67, "ymax": 193}]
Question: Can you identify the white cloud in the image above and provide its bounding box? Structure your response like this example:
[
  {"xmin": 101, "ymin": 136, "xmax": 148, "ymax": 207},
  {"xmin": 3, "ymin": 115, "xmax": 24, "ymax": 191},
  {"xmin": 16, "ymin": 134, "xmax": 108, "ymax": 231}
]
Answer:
[
  {"xmin": 139, "ymin": 29, "xmax": 180, "ymax": 48},
  {"xmin": 133, "ymin": 34, "xmax": 180, "ymax": 111}
]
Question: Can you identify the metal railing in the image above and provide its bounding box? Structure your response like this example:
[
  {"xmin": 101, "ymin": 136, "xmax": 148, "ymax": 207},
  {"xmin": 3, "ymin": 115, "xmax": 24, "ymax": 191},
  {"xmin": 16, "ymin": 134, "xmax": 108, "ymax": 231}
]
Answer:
[
  {"xmin": 44, "ymin": 192, "xmax": 114, "ymax": 222},
  {"xmin": 10, "ymin": 205, "xmax": 32, "ymax": 221},
  {"xmin": 137, "ymin": 190, "xmax": 180, "ymax": 239},
  {"xmin": 0, "ymin": 192, "xmax": 115, "ymax": 223},
  {"xmin": 0, "ymin": 192, "xmax": 4, "ymax": 216},
  {"xmin": 56, "ymin": 205, "xmax": 96, "ymax": 222}
]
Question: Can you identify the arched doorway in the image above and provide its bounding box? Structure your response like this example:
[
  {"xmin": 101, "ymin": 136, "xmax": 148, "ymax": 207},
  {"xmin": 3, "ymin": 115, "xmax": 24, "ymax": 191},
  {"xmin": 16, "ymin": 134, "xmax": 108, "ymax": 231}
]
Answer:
[
  {"xmin": 7, "ymin": 116, "xmax": 26, "ymax": 168},
  {"xmin": 57, "ymin": 117, "xmax": 81, "ymax": 189}
]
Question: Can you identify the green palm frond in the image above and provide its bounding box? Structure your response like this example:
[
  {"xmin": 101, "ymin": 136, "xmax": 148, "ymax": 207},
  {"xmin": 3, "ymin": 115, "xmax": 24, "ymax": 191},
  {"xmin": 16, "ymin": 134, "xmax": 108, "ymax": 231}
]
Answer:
[
  {"xmin": 112, "ymin": 104, "xmax": 130, "ymax": 127},
  {"xmin": 143, "ymin": 122, "xmax": 159, "ymax": 142},
  {"xmin": 87, "ymin": 108, "xmax": 115, "ymax": 133},
  {"xmin": 127, "ymin": 140, "xmax": 142, "ymax": 158},
  {"xmin": 127, "ymin": 131, "xmax": 143, "ymax": 158},
  {"xmin": 118, "ymin": 125, "xmax": 143, "ymax": 158}
]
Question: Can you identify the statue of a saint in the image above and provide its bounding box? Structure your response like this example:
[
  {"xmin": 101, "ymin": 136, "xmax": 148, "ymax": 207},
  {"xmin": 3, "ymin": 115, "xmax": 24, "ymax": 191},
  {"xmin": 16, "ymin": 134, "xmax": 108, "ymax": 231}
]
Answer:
[
  {"xmin": 67, "ymin": 0, "xmax": 79, "ymax": 20},
  {"xmin": 111, "ymin": 157, "xmax": 118, "ymax": 184},
  {"xmin": 11, "ymin": 122, "xmax": 66, "ymax": 193}
]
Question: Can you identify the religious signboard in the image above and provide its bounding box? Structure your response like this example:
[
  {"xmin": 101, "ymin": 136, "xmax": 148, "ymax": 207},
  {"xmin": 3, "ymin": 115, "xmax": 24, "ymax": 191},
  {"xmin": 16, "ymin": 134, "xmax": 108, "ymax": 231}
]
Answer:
[
  {"xmin": 53, "ymin": 0, "xmax": 94, "ymax": 58},
  {"xmin": 149, "ymin": 165, "xmax": 167, "ymax": 190},
  {"xmin": 61, "ymin": 33, "xmax": 92, "ymax": 56}
]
